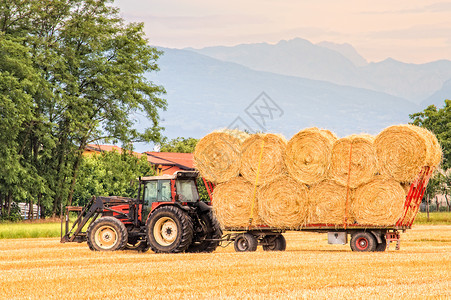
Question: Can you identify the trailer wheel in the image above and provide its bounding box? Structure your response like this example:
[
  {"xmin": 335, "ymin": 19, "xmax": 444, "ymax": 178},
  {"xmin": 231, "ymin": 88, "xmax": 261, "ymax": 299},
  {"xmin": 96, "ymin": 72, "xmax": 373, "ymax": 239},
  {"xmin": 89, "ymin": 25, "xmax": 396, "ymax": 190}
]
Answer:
[
  {"xmin": 350, "ymin": 232, "xmax": 377, "ymax": 252},
  {"xmin": 234, "ymin": 233, "xmax": 258, "ymax": 252},
  {"xmin": 186, "ymin": 211, "xmax": 223, "ymax": 253},
  {"xmin": 147, "ymin": 206, "xmax": 193, "ymax": 253},
  {"xmin": 87, "ymin": 217, "xmax": 128, "ymax": 251},
  {"xmin": 262, "ymin": 234, "xmax": 286, "ymax": 251},
  {"xmin": 375, "ymin": 236, "xmax": 387, "ymax": 252}
]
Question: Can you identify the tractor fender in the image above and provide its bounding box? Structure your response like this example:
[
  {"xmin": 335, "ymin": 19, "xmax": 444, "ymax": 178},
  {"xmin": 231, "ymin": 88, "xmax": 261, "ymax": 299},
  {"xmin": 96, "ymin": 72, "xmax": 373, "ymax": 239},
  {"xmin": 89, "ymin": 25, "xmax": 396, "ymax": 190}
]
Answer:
[{"xmin": 146, "ymin": 202, "xmax": 192, "ymax": 224}]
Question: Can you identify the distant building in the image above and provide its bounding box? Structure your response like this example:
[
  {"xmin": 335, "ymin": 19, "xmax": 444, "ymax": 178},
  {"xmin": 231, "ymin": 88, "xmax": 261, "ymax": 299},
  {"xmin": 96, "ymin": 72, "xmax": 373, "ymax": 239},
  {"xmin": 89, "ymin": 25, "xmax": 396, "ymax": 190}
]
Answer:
[{"xmin": 84, "ymin": 144, "xmax": 194, "ymax": 175}]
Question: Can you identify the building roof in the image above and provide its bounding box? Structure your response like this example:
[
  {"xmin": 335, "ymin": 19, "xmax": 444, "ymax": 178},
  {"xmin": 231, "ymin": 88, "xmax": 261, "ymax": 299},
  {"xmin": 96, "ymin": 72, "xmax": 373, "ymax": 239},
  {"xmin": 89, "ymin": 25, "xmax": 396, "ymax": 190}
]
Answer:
[{"xmin": 144, "ymin": 152, "xmax": 194, "ymax": 170}]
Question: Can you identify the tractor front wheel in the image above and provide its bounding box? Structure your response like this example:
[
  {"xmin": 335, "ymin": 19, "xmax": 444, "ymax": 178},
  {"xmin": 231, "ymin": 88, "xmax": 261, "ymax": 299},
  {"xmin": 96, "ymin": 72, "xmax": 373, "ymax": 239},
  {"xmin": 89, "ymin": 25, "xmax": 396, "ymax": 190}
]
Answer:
[
  {"xmin": 147, "ymin": 206, "xmax": 193, "ymax": 253},
  {"xmin": 86, "ymin": 217, "xmax": 128, "ymax": 251}
]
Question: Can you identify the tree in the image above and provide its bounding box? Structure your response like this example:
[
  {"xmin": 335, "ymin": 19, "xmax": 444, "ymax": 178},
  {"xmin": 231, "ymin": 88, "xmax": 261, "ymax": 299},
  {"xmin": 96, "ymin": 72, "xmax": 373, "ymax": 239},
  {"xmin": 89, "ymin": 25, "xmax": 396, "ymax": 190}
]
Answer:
[
  {"xmin": 0, "ymin": 0, "xmax": 166, "ymax": 218},
  {"xmin": 159, "ymin": 137, "xmax": 198, "ymax": 153},
  {"xmin": 410, "ymin": 99, "xmax": 451, "ymax": 169},
  {"xmin": 73, "ymin": 151, "xmax": 155, "ymax": 207}
]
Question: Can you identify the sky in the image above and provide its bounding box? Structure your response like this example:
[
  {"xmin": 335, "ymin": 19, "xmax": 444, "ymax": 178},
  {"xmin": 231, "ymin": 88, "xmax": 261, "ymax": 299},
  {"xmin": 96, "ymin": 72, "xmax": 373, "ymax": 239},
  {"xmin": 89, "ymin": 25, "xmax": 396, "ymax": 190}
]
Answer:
[{"xmin": 114, "ymin": 0, "xmax": 451, "ymax": 64}]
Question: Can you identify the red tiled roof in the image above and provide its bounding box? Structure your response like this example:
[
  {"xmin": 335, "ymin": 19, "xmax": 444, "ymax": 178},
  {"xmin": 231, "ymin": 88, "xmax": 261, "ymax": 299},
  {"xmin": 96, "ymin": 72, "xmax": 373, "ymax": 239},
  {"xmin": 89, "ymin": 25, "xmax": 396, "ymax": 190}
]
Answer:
[{"xmin": 144, "ymin": 152, "xmax": 194, "ymax": 169}]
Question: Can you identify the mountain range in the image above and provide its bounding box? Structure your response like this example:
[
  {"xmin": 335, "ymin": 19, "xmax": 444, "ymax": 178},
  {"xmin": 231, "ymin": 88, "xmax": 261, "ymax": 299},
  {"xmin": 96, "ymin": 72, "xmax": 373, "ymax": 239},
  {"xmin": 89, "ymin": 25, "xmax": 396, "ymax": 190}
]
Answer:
[{"xmin": 133, "ymin": 38, "xmax": 450, "ymax": 151}]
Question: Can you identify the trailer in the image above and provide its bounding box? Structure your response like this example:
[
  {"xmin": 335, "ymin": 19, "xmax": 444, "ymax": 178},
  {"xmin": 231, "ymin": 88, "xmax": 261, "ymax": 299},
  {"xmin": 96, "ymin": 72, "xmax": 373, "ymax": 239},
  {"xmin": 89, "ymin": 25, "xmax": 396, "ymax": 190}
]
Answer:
[{"xmin": 207, "ymin": 166, "xmax": 433, "ymax": 252}]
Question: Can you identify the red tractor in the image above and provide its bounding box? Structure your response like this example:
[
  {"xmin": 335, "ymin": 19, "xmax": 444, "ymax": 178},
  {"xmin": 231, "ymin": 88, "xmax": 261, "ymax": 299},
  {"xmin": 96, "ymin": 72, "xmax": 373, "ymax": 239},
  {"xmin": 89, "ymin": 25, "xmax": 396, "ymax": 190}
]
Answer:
[{"xmin": 61, "ymin": 171, "xmax": 222, "ymax": 253}]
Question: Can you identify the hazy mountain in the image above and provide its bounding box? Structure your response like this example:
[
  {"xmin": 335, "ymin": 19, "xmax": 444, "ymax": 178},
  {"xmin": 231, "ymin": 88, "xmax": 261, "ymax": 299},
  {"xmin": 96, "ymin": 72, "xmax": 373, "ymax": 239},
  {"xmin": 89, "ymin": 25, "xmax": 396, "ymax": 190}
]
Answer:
[
  {"xmin": 421, "ymin": 79, "xmax": 451, "ymax": 108},
  {"xmin": 133, "ymin": 47, "xmax": 420, "ymax": 151},
  {"xmin": 361, "ymin": 58, "xmax": 451, "ymax": 103},
  {"xmin": 187, "ymin": 38, "xmax": 369, "ymax": 90},
  {"xmin": 189, "ymin": 38, "xmax": 451, "ymax": 104},
  {"xmin": 317, "ymin": 41, "xmax": 368, "ymax": 67}
]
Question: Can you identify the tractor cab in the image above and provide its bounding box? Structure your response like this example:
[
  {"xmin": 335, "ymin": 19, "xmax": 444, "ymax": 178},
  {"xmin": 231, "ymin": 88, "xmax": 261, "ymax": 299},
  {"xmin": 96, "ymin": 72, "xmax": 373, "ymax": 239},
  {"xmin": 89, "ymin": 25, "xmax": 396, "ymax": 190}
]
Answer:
[{"xmin": 140, "ymin": 171, "xmax": 200, "ymax": 222}]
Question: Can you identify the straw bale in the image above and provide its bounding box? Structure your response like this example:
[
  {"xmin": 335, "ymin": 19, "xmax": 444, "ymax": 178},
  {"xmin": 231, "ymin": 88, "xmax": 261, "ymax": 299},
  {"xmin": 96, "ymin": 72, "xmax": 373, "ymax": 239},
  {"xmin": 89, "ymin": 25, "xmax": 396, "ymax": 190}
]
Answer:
[
  {"xmin": 328, "ymin": 134, "xmax": 377, "ymax": 188},
  {"xmin": 258, "ymin": 175, "xmax": 309, "ymax": 228},
  {"xmin": 375, "ymin": 125, "xmax": 433, "ymax": 182},
  {"xmin": 194, "ymin": 130, "xmax": 248, "ymax": 184},
  {"xmin": 212, "ymin": 177, "xmax": 263, "ymax": 228},
  {"xmin": 415, "ymin": 126, "xmax": 442, "ymax": 167},
  {"xmin": 401, "ymin": 183, "xmax": 411, "ymax": 196},
  {"xmin": 216, "ymin": 128, "xmax": 250, "ymax": 143},
  {"xmin": 240, "ymin": 133, "xmax": 287, "ymax": 185},
  {"xmin": 352, "ymin": 176, "xmax": 406, "ymax": 226},
  {"xmin": 285, "ymin": 127, "xmax": 336, "ymax": 185},
  {"xmin": 308, "ymin": 180, "xmax": 352, "ymax": 224}
]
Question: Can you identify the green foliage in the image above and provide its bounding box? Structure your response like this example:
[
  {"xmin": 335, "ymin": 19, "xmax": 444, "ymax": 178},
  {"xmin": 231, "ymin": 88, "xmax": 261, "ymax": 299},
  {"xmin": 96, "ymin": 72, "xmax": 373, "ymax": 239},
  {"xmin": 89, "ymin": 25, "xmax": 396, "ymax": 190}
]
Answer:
[
  {"xmin": 413, "ymin": 212, "xmax": 451, "ymax": 225},
  {"xmin": 160, "ymin": 137, "xmax": 198, "ymax": 153},
  {"xmin": 72, "ymin": 151, "xmax": 155, "ymax": 207},
  {"xmin": 410, "ymin": 99, "xmax": 451, "ymax": 169},
  {"xmin": 0, "ymin": 221, "xmax": 61, "ymax": 239},
  {"xmin": 0, "ymin": 0, "xmax": 165, "ymax": 217},
  {"xmin": 0, "ymin": 203, "xmax": 22, "ymax": 222}
]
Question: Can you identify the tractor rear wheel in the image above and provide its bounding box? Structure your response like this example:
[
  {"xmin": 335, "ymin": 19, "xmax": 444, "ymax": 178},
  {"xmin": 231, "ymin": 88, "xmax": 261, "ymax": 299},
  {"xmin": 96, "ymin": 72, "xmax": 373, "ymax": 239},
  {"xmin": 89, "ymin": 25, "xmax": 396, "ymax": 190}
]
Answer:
[
  {"xmin": 350, "ymin": 232, "xmax": 377, "ymax": 252},
  {"xmin": 234, "ymin": 233, "xmax": 258, "ymax": 252},
  {"xmin": 262, "ymin": 234, "xmax": 286, "ymax": 251},
  {"xmin": 186, "ymin": 211, "xmax": 223, "ymax": 253},
  {"xmin": 87, "ymin": 217, "xmax": 128, "ymax": 251},
  {"xmin": 147, "ymin": 206, "xmax": 193, "ymax": 253}
]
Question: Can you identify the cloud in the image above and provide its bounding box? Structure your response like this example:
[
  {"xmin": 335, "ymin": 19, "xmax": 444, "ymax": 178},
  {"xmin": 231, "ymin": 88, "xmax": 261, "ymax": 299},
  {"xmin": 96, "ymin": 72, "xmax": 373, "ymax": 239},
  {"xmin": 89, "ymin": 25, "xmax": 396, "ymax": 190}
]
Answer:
[
  {"xmin": 120, "ymin": 13, "xmax": 269, "ymax": 30},
  {"xmin": 367, "ymin": 24, "xmax": 451, "ymax": 40},
  {"xmin": 361, "ymin": 2, "xmax": 451, "ymax": 14}
]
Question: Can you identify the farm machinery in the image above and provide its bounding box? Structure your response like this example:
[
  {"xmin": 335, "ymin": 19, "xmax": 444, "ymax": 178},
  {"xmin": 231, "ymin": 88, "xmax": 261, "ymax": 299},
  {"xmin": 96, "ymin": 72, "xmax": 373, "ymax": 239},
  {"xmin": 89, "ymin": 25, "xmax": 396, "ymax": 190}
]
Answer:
[
  {"xmin": 61, "ymin": 171, "xmax": 222, "ymax": 253},
  {"xmin": 61, "ymin": 167, "xmax": 433, "ymax": 253}
]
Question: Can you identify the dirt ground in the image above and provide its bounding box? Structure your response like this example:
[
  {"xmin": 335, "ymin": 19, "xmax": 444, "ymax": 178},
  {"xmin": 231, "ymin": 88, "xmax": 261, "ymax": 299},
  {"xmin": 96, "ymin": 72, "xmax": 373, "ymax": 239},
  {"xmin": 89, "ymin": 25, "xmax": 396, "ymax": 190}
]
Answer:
[{"xmin": 0, "ymin": 225, "xmax": 450, "ymax": 299}]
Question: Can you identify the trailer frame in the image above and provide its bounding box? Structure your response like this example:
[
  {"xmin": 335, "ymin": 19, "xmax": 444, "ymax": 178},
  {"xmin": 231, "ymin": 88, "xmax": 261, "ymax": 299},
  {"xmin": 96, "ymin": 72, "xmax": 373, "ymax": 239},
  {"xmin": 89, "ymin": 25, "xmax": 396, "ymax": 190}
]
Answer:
[{"xmin": 210, "ymin": 166, "xmax": 433, "ymax": 252}]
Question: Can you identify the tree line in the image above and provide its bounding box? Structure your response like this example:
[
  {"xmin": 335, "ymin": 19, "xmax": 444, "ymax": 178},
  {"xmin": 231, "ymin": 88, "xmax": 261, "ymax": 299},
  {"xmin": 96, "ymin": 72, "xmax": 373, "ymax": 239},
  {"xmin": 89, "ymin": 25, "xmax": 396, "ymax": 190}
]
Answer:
[
  {"xmin": 0, "ymin": 0, "xmax": 165, "ymax": 219},
  {"xmin": 410, "ymin": 100, "xmax": 451, "ymax": 212}
]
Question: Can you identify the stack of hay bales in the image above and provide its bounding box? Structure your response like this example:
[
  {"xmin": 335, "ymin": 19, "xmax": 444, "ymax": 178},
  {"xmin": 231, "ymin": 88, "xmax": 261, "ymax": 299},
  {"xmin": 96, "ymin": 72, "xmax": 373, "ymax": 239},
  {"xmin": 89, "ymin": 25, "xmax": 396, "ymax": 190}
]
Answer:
[{"xmin": 194, "ymin": 125, "xmax": 442, "ymax": 229}]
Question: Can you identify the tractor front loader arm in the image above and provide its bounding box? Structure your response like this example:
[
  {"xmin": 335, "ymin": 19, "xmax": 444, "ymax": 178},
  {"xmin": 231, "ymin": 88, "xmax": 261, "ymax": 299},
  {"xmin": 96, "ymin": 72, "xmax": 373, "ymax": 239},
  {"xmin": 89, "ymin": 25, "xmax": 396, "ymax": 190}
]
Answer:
[{"xmin": 61, "ymin": 196, "xmax": 105, "ymax": 243}]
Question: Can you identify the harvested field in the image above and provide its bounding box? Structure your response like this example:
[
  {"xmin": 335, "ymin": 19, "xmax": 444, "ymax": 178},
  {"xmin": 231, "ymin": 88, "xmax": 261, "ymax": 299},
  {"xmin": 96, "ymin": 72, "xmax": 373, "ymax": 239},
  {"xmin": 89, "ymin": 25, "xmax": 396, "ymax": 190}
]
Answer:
[{"xmin": 0, "ymin": 225, "xmax": 450, "ymax": 299}]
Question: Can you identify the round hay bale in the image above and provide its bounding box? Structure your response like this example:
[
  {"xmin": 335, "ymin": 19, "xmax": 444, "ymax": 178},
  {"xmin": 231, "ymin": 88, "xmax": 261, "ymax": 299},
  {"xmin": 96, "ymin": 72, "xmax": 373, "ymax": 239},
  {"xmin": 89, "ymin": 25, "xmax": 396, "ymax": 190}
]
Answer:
[
  {"xmin": 352, "ymin": 176, "xmax": 406, "ymax": 226},
  {"xmin": 212, "ymin": 177, "xmax": 263, "ymax": 228},
  {"xmin": 415, "ymin": 126, "xmax": 442, "ymax": 167},
  {"xmin": 375, "ymin": 125, "xmax": 432, "ymax": 182},
  {"xmin": 285, "ymin": 128, "xmax": 336, "ymax": 185},
  {"xmin": 194, "ymin": 130, "xmax": 248, "ymax": 184},
  {"xmin": 258, "ymin": 175, "xmax": 309, "ymax": 228},
  {"xmin": 240, "ymin": 133, "xmax": 287, "ymax": 185},
  {"xmin": 308, "ymin": 180, "xmax": 352, "ymax": 224},
  {"xmin": 328, "ymin": 134, "xmax": 377, "ymax": 188},
  {"xmin": 401, "ymin": 183, "xmax": 411, "ymax": 196}
]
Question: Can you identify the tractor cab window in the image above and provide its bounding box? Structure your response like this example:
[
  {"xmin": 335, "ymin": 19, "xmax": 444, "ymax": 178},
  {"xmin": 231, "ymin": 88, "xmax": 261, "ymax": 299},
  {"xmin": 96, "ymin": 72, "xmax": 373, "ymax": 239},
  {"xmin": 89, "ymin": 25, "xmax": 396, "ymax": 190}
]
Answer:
[
  {"xmin": 159, "ymin": 180, "xmax": 171, "ymax": 202},
  {"xmin": 143, "ymin": 181, "xmax": 158, "ymax": 205},
  {"xmin": 176, "ymin": 180, "xmax": 199, "ymax": 202},
  {"xmin": 143, "ymin": 180, "xmax": 171, "ymax": 204}
]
